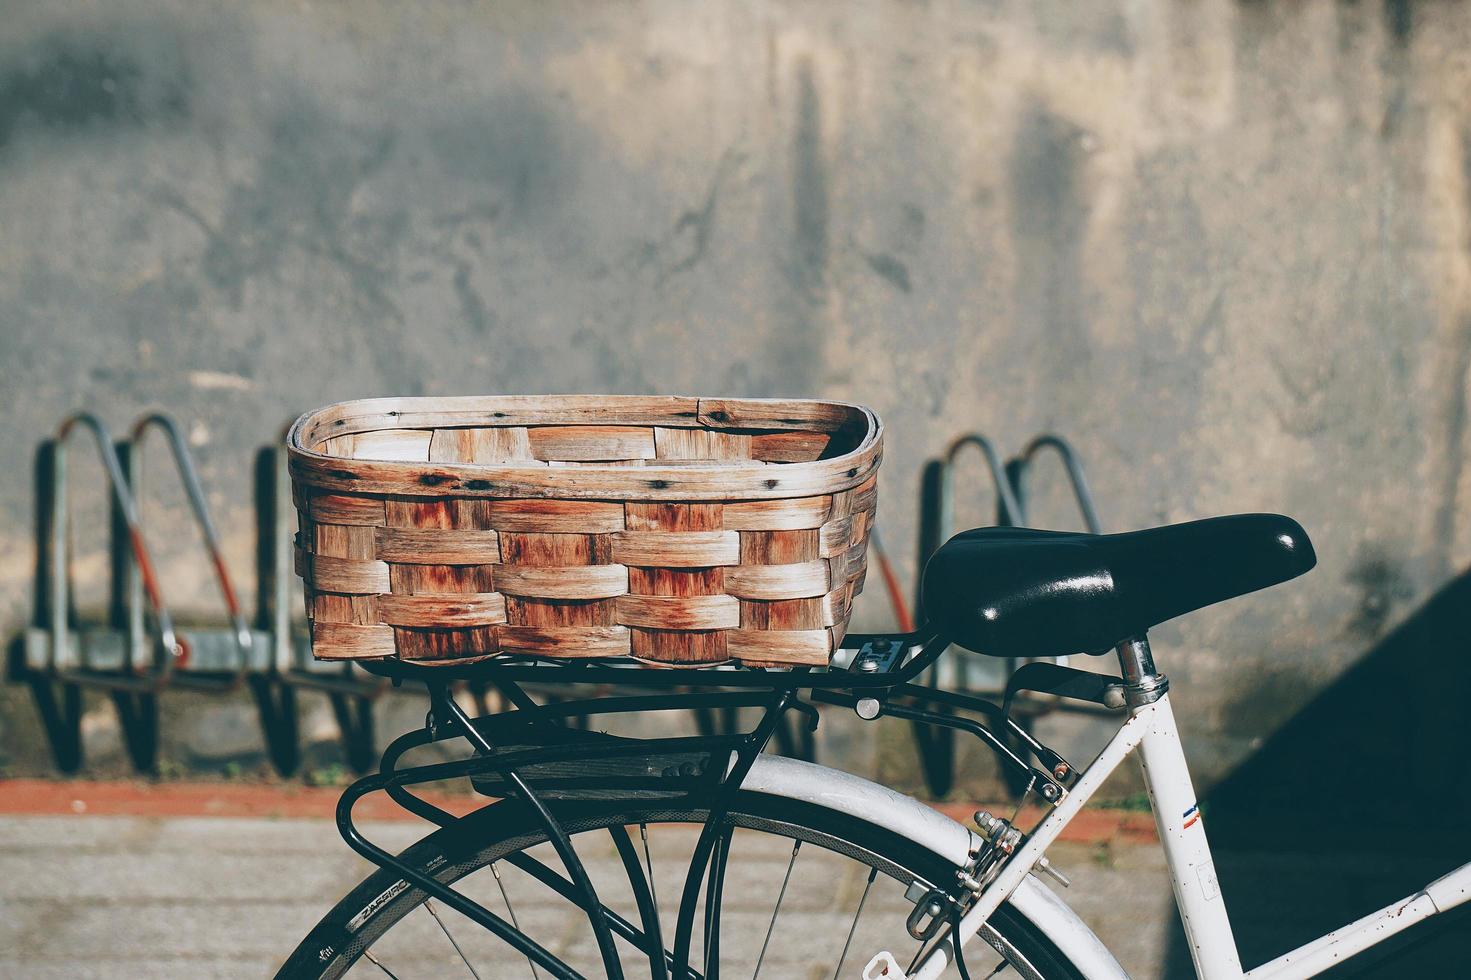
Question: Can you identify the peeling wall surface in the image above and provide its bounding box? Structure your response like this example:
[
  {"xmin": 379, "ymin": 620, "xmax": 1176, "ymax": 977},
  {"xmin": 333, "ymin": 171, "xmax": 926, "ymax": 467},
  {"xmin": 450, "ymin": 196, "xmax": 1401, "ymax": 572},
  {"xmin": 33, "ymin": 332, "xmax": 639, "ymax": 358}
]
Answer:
[{"xmin": 2, "ymin": 0, "xmax": 1470, "ymax": 787}]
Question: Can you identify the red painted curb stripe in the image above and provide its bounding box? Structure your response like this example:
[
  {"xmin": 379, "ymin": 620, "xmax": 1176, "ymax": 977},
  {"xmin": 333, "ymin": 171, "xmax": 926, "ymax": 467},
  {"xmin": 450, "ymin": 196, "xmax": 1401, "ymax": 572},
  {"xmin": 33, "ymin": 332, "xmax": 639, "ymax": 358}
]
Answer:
[
  {"xmin": 0, "ymin": 780, "xmax": 1159, "ymax": 843},
  {"xmin": 0, "ymin": 779, "xmax": 481, "ymax": 822}
]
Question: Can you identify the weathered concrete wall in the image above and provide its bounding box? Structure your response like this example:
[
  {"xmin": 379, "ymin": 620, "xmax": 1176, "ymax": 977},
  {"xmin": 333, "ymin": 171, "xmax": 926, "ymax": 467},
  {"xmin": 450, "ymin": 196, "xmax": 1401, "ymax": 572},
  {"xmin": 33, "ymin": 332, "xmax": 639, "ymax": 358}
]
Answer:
[{"xmin": 2, "ymin": 0, "xmax": 1470, "ymax": 786}]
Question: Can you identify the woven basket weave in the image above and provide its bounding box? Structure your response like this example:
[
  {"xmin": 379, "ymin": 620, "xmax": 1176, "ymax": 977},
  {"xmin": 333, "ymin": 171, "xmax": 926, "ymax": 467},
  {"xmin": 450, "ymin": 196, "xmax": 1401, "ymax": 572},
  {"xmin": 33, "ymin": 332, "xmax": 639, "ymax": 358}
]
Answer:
[{"xmin": 288, "ymin": 395, "xmax": 882, "ymax": 667}]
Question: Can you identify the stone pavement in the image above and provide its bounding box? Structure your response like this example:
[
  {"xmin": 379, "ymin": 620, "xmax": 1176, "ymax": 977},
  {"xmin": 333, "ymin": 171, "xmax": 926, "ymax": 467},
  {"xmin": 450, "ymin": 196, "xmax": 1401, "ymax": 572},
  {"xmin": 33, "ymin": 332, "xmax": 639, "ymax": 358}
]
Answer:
[{"xmin": 0, "ymin": 810, "xmax": 1182, "ymax": 979}]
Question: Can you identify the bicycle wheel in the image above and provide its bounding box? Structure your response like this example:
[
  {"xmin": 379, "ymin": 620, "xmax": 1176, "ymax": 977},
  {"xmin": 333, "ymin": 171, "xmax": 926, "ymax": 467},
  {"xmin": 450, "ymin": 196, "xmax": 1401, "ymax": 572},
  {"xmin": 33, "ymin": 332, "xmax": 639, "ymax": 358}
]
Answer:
[{"xmin": 277, "ymin": 787, "xmax": 1087, "ymax": 979}]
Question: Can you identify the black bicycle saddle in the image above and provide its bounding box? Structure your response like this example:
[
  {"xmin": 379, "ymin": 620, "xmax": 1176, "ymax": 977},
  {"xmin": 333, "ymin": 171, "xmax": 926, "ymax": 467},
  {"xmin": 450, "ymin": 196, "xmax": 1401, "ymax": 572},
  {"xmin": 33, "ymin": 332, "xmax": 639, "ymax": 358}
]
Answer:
[{"xmin": 920, "ymin": 514, "xmax": 1315, "ymax": 659}]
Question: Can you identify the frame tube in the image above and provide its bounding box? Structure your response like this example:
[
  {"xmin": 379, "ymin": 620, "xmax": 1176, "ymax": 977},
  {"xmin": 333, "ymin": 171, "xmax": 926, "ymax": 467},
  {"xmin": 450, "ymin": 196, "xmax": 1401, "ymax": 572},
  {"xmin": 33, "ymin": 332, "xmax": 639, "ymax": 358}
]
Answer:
[
  {"xmin": 1245, "ymin": 862, "xmax": 1471, "ymax": 980},
  {"xmin": 1134, "ymin": 695, "xmax": 1242, "ymax": 979}
]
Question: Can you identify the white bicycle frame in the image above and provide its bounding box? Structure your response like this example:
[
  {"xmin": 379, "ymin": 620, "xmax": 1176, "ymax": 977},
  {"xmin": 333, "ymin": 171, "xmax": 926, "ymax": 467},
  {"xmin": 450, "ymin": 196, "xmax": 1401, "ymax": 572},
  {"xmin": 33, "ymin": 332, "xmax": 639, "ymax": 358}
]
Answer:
[{"xmin": 880, "ymin": 681, "xmax": 1471, "ymax": 980}]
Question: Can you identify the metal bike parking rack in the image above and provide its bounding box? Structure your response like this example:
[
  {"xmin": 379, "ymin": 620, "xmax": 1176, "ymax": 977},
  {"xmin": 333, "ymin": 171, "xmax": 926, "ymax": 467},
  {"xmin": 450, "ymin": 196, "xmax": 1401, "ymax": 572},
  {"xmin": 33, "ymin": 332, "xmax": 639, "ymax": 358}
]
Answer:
[
  {"xmin": 910, "ymin": 431, "xmax": 1105, "ymax": 797},
  {"xmin": 10, "ymin": 413, "xmax": 391, "ymax": 775},
  {"xmin": 23, "ymin": 412, "xmax": 228, "ymax": 772}
]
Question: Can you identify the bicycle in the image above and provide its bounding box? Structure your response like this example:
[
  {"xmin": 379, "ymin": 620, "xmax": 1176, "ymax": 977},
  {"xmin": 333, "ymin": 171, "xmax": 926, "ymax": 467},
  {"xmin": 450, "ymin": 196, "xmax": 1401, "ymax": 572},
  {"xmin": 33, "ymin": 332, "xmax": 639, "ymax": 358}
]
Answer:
[{"xmin": 275, "ymin": 513, "xmax": 1470, "ymax": 979}]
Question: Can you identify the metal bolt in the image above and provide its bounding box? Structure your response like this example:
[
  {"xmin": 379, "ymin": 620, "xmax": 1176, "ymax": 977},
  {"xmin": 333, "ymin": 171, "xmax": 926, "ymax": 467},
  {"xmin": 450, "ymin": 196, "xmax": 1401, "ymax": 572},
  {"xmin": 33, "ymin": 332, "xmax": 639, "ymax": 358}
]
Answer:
[
  {"xmin": 855, "ymin": 697, "xmax": 881, "ymax": 720},
  {"xmin": 1034, "ymin": 855, "xmax": 1071, "ymax": 888},
  {"xmin": 1052, "ymin": 763, "xmax": 1070, "ymax": 780},
  {"xmin": 857, "ymin": 657, "xmax": 880, "ymax": 672},
  {"xmin": 973, "ymin": 810, "xmax": 1001, "ymax": 839}
]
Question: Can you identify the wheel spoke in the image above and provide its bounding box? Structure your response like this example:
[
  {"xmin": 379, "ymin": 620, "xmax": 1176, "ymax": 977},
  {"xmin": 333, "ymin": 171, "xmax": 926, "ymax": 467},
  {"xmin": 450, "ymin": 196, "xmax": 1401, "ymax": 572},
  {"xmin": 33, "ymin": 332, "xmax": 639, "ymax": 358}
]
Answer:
[
  {"xmin": 906, "ymin": 936, "xmax": 928, "ymax": 976},
  {"xmin": 611, "ymin": 824, "xmax": 671, "ymax": 980},
  {"xmin": 750, "ymin": 840, "xmax": 800, "ymax": 980},
  {"xmin": 424, "ymin": 898, "xmax": 483, "ymax": 980},
  {"xmin": 830, "ymin": 866, "xmax": 878, "ymax": 980},
  {"xmin": 492, "ymin": 861, "xmax": 541, "ymax": 980},
  {"xmin": 363, "ymin": 949, "xmax": 402, "ymax": 980}
]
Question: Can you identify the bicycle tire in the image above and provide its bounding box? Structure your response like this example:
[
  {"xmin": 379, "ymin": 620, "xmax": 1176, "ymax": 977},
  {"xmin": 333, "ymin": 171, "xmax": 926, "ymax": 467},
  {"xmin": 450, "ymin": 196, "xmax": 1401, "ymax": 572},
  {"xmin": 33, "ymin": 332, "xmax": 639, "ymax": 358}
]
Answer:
[{"xmin": 277, "ymin": 789, "xmax": 1089, "ymax": 979}]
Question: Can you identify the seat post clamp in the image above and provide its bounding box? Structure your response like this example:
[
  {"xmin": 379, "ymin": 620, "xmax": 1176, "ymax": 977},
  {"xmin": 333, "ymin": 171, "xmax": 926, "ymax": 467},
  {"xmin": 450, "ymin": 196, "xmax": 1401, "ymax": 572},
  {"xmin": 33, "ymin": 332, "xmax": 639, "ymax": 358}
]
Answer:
[
  {"xmin": 1115, "ymin": 635, "xmax": 1169, "ymax": 708},
  {"xmin": 1123, "ymin": 672, "xmax": 1169, "ymax": 708}
]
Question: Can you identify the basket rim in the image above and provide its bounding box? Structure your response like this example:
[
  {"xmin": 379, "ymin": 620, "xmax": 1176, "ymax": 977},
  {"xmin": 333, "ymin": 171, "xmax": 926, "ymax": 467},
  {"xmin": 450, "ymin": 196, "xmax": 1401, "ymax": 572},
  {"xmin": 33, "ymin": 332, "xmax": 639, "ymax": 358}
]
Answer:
[{"xmin": 287, "ymin": 394, "xmax": 882, "ymax": 501}]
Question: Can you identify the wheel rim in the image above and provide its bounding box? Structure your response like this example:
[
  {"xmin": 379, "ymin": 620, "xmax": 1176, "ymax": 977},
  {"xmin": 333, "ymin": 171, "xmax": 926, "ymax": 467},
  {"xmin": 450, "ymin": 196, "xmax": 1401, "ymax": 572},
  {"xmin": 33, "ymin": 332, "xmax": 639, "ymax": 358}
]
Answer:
[{"xmin": 297, "ymin": 796, "xmax": 1064, "ymax": 980}]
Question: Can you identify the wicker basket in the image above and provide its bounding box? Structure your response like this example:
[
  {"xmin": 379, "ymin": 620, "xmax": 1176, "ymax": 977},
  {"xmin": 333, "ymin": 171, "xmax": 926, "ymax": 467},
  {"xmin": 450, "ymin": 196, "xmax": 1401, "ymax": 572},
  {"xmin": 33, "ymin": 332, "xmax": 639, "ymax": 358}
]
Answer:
[{"xmin": 287, "ymin": 395, "xmax": 881, "ymax": 668}]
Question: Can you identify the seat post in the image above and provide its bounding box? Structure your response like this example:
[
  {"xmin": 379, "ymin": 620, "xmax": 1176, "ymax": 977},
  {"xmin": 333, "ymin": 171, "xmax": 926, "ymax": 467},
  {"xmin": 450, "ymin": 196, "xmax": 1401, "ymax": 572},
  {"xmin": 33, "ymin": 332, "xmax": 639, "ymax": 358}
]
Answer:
[{"xmin": 1115, "ymin": 635, "xmax": 1169, "ymax": 708}]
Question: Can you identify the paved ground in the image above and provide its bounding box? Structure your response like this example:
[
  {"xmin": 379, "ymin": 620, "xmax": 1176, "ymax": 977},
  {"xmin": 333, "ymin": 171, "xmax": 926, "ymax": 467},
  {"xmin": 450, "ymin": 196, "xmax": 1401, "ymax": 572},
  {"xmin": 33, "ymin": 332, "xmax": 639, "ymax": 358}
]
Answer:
[
  {"xmin": 0, "ymin": 809, "xmax": 1180, "ymax": 979},
  {"xmin": 2, "ymin": 791, "xmax": 1462, "ymax": 979}
]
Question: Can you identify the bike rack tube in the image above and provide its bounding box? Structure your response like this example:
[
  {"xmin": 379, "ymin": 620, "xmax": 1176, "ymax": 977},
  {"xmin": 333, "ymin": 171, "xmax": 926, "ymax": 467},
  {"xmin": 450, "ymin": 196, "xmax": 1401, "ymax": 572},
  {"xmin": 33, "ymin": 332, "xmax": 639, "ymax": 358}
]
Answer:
[
  {"xmin": 48, "ymin": 413, "xmax": 184, "ymax": 689},
  {"xmin": 942, "ymin": 433, "xmax": 1025, "ymax": 535},
  {"xmin": 125, "ymin": 413, "xmax": 253, "ymax": 689},
  {"xmin": 1008, "ymin": 434, "xmax": 1102, "ymax": 534}
]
